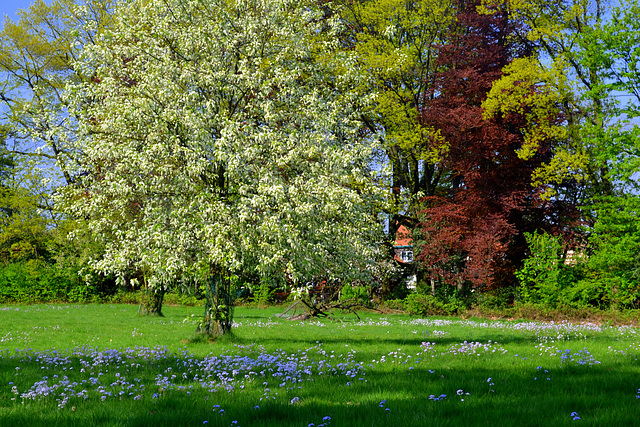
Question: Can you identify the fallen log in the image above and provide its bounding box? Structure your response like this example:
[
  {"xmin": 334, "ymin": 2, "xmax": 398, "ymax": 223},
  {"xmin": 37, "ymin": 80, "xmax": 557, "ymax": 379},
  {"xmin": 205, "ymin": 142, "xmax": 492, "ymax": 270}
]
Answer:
[{"xmin": 278, "ymin": 297, "xmax": 379, "ymax": 321}]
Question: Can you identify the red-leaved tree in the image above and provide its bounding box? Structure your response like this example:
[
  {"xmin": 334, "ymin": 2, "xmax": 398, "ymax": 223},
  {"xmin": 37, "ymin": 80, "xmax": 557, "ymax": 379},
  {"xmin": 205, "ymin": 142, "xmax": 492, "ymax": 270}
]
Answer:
[{"xmin": 416, "ymin": 0, "xmax": 574, "ymax": 292}]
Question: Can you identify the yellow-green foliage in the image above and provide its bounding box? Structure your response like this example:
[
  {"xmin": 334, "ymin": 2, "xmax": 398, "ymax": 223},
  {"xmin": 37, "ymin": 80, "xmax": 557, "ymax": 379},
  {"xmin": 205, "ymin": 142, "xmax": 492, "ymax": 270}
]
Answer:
[
  {"xmin": 482, "ymin": 56, "xmax": 569, "ymax": 160},
  {"xmin": 482, "ymin": 56, "xmax": 589, "ymax": 197},
  {"xmin": 0, "ymin": 152, "xmax": 54, "ymax": 263},
  {"xmin": 479, "ymin": 0, "xmax": 590, "ymax": 43},
  {"xmin": 530, "ymin": 150, "xmax": 588, "ymax": 198},
  {"xmin": 345, "ymin": 0, "xmax": 455, "ymax": 162},
  {"xmin": 480, "ymin": 0, "xmax": 604, "ymax": 196},
  {"xmin": 0, "ymin": 0, "xmax": 91, "ymax": 117}
]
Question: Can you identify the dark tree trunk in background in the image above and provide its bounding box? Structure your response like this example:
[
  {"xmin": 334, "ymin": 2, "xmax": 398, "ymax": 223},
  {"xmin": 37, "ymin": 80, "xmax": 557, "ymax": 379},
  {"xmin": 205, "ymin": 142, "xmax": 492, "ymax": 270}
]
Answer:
[
  {"xmin": 138, "ymin": 284, "xmax": 166, "ymax": 317},
  {"xmin": 197, "ymin": 266, "xmax": 234, "ymax": 336}
]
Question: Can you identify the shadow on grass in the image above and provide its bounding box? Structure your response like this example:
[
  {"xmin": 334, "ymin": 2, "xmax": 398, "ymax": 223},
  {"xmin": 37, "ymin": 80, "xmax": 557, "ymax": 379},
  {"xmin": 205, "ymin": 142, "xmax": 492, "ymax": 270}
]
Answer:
[
  {"xmin": 2, "ymin": 363, "xmax": 639, "ymax": 427},
  {"xmin": 224, "ymin": 330, "xmax": 538, "ymax": 349}
]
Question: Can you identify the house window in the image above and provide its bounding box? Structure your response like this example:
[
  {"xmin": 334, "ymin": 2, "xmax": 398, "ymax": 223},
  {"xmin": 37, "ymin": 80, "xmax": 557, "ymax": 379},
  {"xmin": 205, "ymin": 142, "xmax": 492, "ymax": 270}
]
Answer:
[{"xmin": 401, "ymin": 250, "xmax": 413, "ymax": 263}]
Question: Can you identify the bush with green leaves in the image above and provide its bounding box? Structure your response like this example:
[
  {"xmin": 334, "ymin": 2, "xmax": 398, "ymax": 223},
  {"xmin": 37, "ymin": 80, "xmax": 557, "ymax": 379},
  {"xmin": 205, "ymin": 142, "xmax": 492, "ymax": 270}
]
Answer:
[
  {"xmin": 380, "ymin": 298, "xmax": 405, "ymax": 311},
  {"xmin": 0, "ymin": 260, "xmax": 88, "ymax": 303},
  {"xmin": 404, "ymin": 293, "xmax": 462, "ymax": 316},
  {"xmin": 578, "ymin": 195, "xmax": 640, "ymax": 309},
  {"xmin": 340, "ymin": 284, "xmax": 370, "ymax": 306},
  {"xmin": 476, "ymin": 286, "xmax": 515, "ymax": 310},
  {"xmin": 515, "ymin": 231, "xmax": 564, "ymax": 307}
]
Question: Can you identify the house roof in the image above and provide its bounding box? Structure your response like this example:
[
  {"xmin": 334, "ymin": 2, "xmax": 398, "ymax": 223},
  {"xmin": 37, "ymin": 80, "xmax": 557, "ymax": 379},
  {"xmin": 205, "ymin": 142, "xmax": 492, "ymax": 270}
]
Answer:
[
  {"xmin": 393, "ymin": 224, "xmax": 413, "ymax": 264},
  {"xmin": 394, "ymin": 224, "xmax": 412, "ymax": 247}
]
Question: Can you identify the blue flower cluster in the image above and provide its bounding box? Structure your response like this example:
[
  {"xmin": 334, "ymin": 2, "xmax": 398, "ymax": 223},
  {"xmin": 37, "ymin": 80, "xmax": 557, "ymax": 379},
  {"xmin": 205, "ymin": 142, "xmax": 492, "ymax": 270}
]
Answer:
[
  {"xmin": 558, "ymin": 348, "xmax": 601, "ymax": 366},
  {"xmin": 308, "ymin": 415, "xmax": 332, "ymax": 427},
  {"xmin": 428, "ymin": 393, "xmax": 447, "ymax": 402},
  {"xmin": 3, "ymin": 342, "xmax": 365, "ymax": 411}
]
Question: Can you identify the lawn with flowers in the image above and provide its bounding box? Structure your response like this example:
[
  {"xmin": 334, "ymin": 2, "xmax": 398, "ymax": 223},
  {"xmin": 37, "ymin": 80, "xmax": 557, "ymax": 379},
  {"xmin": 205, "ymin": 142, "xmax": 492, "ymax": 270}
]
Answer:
[{"xmin": 1, "ymin": 304, "xmax": 639, "ymax": 426}]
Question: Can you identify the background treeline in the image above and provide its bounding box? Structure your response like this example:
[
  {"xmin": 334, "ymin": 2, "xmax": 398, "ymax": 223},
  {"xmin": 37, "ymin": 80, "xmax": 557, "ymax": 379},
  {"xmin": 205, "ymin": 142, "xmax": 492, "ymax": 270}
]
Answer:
[{"xmin": 1, "ymin": 0, "xmax": 640, "ymax": 317}]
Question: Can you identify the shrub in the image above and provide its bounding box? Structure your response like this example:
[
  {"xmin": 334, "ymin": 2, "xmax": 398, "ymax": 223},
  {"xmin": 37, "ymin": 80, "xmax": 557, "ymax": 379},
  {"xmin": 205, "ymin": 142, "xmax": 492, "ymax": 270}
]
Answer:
[
  {"xmin": 476, "ymin": 287, "xmax": 514, "ymax": 310},
  {"xmin": 340, "ymin": 284, "xmax": 370, "ymax": 306},
  {"xmin": 560, "ymin": 276, "xmax": 607, "ymax": 309},
  {"xmin": 0, "ymin": 261, "xmax": 77, "ymax": 303},
  {"xmin": 0, "ymin": 260, "xmax": 127, "ymax": 304},
  {"xmin": 515, "ymin": 231, "xmax": 563, "ymax": 307},
  {"xmin": 404, "ymin": 293, "xmax": 461, "ymax": 316},
  {"xmin": 164, "ymin": 292, "xmax": 203, "ymax": 306},
  {"xmin": 381, "ymin": 299, "xmax": 405, "ymax": 311}
]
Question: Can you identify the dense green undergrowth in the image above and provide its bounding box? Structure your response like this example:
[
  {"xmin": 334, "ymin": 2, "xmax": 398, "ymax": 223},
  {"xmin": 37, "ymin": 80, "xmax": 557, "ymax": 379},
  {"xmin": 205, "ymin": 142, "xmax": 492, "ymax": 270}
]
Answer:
[
  {"xmin": 3, "ymin": 259, "xmax": 640, "ymax": 327},
  {"xmin": 4, "ymin": 256, "xmax": 640, "ymax": 328},
  {"xmin": 0, "ymin": 261, "xmax": 202, "ymax": 306}
]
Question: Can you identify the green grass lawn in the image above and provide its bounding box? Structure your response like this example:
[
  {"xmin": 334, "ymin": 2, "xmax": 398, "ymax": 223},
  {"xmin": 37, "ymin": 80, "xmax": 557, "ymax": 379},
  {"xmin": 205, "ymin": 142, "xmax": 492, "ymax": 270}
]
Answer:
[{"xmin": 0, "ymin": 303, "xmax": 639, "ymax": 426}]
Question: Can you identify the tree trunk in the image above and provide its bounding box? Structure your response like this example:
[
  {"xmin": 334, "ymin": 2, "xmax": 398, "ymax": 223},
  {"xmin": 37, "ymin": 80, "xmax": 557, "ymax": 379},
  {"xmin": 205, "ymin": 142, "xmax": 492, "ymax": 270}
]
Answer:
[
  {"xmin": 138, "ymin": 284, "xmax": 166, "ymax": 317},
  {"xmin": 197, "ymin": 266, "xmax": 234, "ymax": 336}
]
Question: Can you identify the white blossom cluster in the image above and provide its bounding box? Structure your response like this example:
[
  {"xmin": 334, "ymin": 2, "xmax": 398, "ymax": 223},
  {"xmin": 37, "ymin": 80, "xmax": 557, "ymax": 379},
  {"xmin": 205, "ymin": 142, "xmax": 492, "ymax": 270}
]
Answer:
[{"xmin": 60, "ymin": 0, "xmax": 384, "ymax": 287}]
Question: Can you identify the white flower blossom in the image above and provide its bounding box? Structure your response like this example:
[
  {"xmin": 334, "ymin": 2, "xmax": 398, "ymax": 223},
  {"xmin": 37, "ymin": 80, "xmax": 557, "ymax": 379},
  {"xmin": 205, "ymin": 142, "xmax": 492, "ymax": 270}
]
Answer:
[{"xmin": 60, "ymin": 0, "xmax": 385, "ymax": 291}]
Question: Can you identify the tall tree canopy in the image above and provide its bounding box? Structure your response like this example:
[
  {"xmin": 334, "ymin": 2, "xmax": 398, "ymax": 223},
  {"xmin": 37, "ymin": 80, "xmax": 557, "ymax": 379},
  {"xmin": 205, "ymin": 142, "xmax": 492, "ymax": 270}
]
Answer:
[
  {"xmin": 0, "ymin": 0, "xmax": 117, "ymax": 191},
  {"xmin": 60, "ymin": 0, "xmax": 384, "ymax": 335},
  {"xmin": 481, "ymin": 0, "xmax": 640, "ymax": 202},
  {"xmin": 337, "ymin": 0, "xmax": 456, "ymax": 236},
  {"xmin": 415, "ymin": 0, "xmax": 574, "ymax": 291},
  {"xmin": 481, "ymin": 0, "xmax": 640, "ymax": 305}
]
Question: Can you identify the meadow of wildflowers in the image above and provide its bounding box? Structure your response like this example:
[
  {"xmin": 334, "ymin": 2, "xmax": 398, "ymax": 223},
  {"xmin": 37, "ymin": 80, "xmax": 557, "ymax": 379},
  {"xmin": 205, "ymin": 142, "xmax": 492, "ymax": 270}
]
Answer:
[{"xmin": 1, "ymin": 304, "xmax": 639, "ymax": 426}]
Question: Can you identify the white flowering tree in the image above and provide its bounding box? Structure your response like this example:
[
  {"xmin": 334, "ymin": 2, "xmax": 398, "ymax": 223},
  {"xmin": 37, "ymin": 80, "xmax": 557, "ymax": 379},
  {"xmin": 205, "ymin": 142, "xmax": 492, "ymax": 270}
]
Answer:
[
  {"xmin": 60, "ymin": 0, "xmax": 384, "ymax": 335},
  {"xmin": 0, "ymin": 0, "xmax": 118, "ymax": 199}
]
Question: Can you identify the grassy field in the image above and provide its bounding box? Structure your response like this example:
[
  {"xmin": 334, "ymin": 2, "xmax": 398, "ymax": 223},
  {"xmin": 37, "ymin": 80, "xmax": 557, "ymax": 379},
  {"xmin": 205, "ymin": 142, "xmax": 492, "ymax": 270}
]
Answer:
[{"xmin": 0, "ymin": 304, "xmax": 639, "ymax": 426}]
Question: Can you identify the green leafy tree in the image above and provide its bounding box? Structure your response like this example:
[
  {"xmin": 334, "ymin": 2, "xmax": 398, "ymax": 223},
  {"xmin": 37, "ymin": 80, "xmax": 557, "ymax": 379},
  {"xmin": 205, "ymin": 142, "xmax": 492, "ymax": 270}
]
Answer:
[
  {"xmin": 577, "ymin": 0, "xmax": 640, "ymax": 190},
  {"xmin": 580, "ymin": 1, "xmax": 640, "ymax": 309},
  {"xmin": 60, "ymin": 0, "xmax": 384, "ymax": 336},
  {"xmin": 577, "ymin": 196, "xmax": 640, "ymax": 309},
  {"xmin": 0, "ymin": 123, "xmax": 50, "ymax": 263},
  {"xmin": 0, "ymin": 0, "xmax": 117, "ymax": 181},
  {"xmin": 484, "ymin": 0, "xmax": 640, "ymax": 310},
  {"xmin": 335, "ymin": 0, "xmax": 457, "ymax": 296},
  {"xmin": 515, "ymin": 231, "xmax": 564, "ymax": 307},
  {"xmin": 339, "ymin": 0, "xmax": 456, "ymax": 202},
  {"xmin": 481, "ymin": 0, "xmax": 616, "ymax": 201},
  {"xmin": 0, "ymin": 125, "xmax": 14, "ymax": 213}
]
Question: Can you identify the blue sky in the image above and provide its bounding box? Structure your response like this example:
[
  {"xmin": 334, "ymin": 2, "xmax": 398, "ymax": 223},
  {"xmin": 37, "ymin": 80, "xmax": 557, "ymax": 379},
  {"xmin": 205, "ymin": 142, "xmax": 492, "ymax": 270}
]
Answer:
[{"xmin": 1, "ymin": 0, "xmax": 39, "ymax": 23}]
